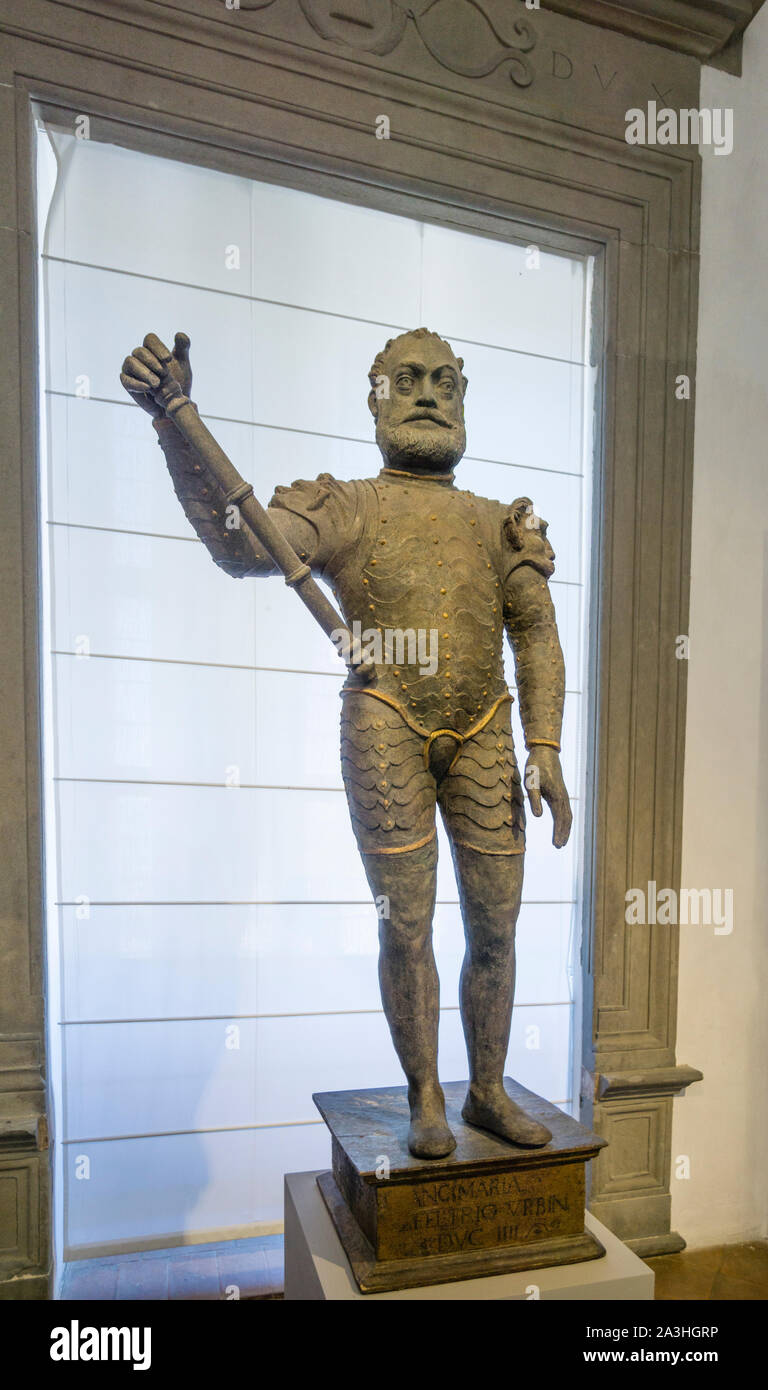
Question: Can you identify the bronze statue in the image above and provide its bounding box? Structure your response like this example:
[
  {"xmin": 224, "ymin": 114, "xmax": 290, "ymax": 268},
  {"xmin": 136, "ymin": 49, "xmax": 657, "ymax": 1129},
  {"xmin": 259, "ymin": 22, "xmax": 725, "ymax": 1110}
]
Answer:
[{"xmin": 120, "ymin": 327, "xmax": 572, "ymax": 1161}]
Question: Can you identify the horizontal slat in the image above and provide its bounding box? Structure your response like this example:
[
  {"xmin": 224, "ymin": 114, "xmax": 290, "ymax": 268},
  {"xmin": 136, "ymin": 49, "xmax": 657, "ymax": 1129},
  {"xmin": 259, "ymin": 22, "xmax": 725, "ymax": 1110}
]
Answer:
[
  {"xmin": 44, "ymin": 392, "xmax": 587, "ymax": 582},
  {"xmin": 49, "ymin": 525, "xmax": 585, "ymax": 674},
  {"xmin": 43, "ymin": 133, "xmax": 587, "ymax": 363},
  {"xmin": 64, "ymin": 1126, "xmax": 333, "ymax": 1250},
  {"xmin": 53, "ymin": 780, "xmax": 579, "ymax": 905},
  {"xmin": 51, "ymin": 652, "xmax": 583, "ymax": 789},
  {"xmin": 62, "ymin": 1007, "xmax": 572, "ymax": 1138},
  {"xmin": 57, "ymin": 900, "xmax": 576, "ymax": 1022},
  {"xmin": 43, "ymin": 260, "xmax": 587, "ymax": 475}
]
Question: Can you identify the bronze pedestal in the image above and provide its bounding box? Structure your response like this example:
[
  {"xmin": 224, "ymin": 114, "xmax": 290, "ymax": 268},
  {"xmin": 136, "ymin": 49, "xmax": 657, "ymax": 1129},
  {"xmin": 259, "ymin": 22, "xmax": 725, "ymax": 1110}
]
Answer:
[{"xmin": 314, "ymin": 1078, "xmax": 607, "ymax": 1294}]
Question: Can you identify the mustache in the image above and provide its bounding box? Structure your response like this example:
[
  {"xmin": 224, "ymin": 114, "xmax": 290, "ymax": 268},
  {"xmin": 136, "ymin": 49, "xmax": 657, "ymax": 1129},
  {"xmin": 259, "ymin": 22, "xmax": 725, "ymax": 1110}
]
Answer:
[{"xmin": 401, "ymin": 408, "xmax": 453, "ymax": 428}]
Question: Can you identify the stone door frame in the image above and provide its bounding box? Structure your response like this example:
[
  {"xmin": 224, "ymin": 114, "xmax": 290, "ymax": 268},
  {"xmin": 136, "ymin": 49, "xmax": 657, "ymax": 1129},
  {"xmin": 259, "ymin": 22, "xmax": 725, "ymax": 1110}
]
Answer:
[{"xmin": 0, "ymin": 0, "xmax": 715, "ymax": 1293}]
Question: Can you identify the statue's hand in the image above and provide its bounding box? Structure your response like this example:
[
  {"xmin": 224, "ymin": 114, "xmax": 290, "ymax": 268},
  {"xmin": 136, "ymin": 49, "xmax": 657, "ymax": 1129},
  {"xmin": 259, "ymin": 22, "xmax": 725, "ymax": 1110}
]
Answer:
[
  {"xmin": 524, "ymin": 745, "xmax": 572, "ymax": 848},
  {"xmin": 120, "ymin": 332, "xmax": 192, "ymax": 419}
]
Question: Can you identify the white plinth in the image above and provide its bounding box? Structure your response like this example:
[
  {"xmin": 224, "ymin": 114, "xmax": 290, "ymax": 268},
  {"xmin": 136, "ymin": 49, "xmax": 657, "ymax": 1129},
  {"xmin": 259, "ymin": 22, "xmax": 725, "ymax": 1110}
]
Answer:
[{"xmin": 284, "ymin": 1170, "xmax": 655, "ymax": 1301}]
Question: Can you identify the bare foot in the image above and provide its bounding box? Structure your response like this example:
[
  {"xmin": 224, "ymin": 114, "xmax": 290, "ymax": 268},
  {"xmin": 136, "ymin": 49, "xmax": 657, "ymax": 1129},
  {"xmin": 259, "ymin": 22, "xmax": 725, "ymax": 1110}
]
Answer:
[
  {"xmin": 407, "ymin": 1084, "xmax": 457, "ymax": 1159},
  {"xmin": 462, "ymin": 1085, "xmax": 552, "ymax": 1148}
]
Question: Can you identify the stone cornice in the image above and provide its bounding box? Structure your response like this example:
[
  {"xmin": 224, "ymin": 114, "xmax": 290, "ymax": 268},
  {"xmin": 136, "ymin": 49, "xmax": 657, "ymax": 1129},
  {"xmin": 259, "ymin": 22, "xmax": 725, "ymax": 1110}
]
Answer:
[
  {"xmin": 233, "ymin": 0, "xmax": 765, "ymax": 66},
  {"xmin": 598, "ymin": 1064, "xmax": 704, "ymax": 1101},
  {"xmin": 541, "ymin": 0, "xmax": 764, "ymax": 63}
]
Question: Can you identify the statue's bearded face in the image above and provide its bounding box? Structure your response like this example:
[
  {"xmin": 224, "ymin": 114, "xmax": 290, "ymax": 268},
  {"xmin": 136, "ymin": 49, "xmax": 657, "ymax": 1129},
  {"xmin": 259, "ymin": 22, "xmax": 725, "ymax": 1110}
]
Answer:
[{"xmin": 370, "ymin": 335, "xmax": 467, "ymax": 474}]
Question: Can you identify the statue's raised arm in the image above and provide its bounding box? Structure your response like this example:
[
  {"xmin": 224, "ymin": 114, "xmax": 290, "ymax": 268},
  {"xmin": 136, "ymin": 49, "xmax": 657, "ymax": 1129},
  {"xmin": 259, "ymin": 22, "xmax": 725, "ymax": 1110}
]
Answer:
[{"xmin": 120, "ymin": 332, "xmax": 373, "ymax": 677}]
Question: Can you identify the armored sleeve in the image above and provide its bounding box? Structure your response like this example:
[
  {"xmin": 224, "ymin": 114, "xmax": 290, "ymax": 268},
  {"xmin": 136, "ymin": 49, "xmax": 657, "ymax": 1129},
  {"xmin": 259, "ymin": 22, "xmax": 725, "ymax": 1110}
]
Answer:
[
  {"xmin": 501, "ymin": 497, "xmax": 565, "ymax": 751},
  {"xmin": 154, "ymin": 419, "xmax": 350, "ymax": 578}
]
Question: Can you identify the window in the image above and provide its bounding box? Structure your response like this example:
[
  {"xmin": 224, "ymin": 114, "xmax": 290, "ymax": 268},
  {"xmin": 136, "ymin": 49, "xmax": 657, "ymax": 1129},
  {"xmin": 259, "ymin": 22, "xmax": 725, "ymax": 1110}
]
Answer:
[{"xmin": 37, "ymin": 125, "xmax": 595, "ymax": 1254}]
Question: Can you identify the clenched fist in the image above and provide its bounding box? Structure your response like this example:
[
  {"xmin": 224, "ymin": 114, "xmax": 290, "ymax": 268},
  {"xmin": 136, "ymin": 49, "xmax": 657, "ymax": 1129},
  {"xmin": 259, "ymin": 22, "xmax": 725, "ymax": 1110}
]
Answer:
[{"xmin": 120, "ymin": 331, "xmax": 192, "ymax": 418}]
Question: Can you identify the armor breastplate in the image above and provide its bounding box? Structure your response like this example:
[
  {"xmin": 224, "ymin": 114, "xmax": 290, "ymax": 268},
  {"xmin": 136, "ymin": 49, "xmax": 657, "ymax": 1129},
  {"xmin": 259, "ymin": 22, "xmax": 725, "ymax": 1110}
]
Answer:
[{"xmin": 335, "ymin": 472, "xmax": 508, "ymax": 736}]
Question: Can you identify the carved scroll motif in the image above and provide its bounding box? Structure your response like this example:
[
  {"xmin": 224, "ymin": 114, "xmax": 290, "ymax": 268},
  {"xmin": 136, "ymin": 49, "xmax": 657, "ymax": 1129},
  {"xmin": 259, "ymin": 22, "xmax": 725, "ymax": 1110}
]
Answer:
[{"xmin": 240, "ymin": 0, "xmax": 537, "ymax": 87}]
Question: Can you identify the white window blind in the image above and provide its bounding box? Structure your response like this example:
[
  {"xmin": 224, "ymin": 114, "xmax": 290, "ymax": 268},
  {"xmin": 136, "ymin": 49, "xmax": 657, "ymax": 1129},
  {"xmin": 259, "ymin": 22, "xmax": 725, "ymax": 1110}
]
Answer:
[{"xmin": 37, "ymin": 125, "xmax": 595, "ymax": 1256}]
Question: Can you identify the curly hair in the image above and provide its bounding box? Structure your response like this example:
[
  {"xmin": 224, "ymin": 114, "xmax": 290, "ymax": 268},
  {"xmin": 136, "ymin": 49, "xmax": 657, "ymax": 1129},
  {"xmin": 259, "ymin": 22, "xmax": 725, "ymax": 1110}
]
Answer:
[{"xmin": 368, "ymin": 327, "xmax": 468, "ymax": 395}]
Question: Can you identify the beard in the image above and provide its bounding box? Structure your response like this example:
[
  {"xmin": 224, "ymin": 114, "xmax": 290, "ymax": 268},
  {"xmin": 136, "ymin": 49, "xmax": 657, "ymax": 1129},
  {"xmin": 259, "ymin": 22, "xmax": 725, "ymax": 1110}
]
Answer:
[{"xmin": 376, "ymin": 419, "xmax": 466, "ymax": 473}]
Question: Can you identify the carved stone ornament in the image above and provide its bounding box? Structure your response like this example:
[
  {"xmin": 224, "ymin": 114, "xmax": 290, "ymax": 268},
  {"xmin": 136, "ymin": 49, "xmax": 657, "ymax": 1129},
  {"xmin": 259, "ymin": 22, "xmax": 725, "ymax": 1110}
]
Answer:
[
  {"xmin": 236, "ymin": 0, "xmax": 765, "ymax": 67},
  {"xmin": 239, "ymin": 0, "xmax": 537, "ymax": 86}
]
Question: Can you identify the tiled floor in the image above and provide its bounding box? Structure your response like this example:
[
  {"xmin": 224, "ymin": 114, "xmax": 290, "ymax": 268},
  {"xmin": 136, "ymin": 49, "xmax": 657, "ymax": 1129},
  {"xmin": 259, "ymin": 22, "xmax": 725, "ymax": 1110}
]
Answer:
[
  {"xmin": 647, "ymin": 1241, "xmax": 768, "ymax": 1300},
  {"xmin": 60, "ymin": 1235, "xmax": 768, "ymax": 1300},
  {"xmin": 59, "ymin": 1234, "xmax": 284, "ymax": 1301}
]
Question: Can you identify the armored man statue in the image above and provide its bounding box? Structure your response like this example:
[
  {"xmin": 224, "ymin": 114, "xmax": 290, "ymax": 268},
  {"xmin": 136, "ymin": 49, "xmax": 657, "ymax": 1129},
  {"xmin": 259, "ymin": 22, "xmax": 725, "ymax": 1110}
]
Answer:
[{"xmin": 120, "ymin": 327, "xmax": 572, "ymax": 1161}]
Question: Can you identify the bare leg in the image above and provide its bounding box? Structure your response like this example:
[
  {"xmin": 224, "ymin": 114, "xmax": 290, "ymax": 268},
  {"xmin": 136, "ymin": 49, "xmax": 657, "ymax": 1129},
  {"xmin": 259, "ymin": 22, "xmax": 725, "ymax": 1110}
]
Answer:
[
  {"xmin": 362, "ymin": 838, "xmax": 455, "ymax": 1159},
  {"xmin": 451, "ymin": 841, "xmax": 552, "ymax": 1147}
]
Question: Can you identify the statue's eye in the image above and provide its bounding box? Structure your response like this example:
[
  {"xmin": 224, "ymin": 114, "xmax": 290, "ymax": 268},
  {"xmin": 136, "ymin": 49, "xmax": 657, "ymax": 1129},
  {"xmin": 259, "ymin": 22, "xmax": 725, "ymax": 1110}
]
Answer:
[
  {"xmin": 438, "ymin": 378, "xmax": 455, "ymax": 394},
  {"xmin": 396, "ymin": 373, "xmax": 414, "ymax": 390}
]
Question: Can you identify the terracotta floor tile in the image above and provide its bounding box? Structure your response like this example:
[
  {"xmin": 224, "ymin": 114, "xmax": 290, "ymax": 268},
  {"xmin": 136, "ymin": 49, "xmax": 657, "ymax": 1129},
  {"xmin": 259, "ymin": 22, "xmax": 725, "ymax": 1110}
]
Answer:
[
  {"xmin": 649, "ymin": 1265, "xmax": 717, "ymax": 1301},
  {"xmin": 718, "ymin": 1241, "xmax": 768, "ymax": 1285},
  {"xmin": 647, "ymin": 1247, "xmax": 723, "ymax": 1301},
  {"xmin": 709, "ymin": 1272, "xmax": 767, "ymax": 1301},
  {"xmin": 648, "ymin": 1241, "xmax": 768, "ymax": 1301}
]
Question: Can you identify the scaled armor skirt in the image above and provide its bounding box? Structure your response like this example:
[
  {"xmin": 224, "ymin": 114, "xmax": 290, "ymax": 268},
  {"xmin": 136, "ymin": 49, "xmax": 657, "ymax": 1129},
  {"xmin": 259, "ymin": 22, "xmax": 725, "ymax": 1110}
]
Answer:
[{"xmin": 340, "ymin": 690, "xmax": 526, "ymax": 858}]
